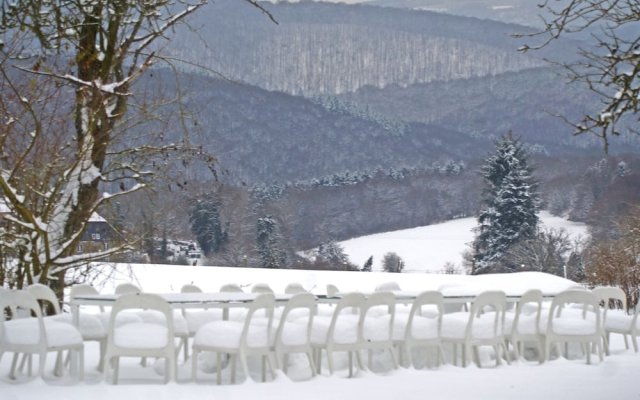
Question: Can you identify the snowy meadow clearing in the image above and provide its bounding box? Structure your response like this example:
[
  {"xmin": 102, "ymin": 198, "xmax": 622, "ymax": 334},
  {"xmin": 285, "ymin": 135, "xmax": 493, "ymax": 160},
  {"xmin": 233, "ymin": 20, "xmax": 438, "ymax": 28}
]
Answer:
[
  {"xmin": 337, "ymin": 211, "xmax": 589, "ymax": 273},
  {"xmin": 2, "ymin": 214, "xmax": 638, "ymax": 400}
]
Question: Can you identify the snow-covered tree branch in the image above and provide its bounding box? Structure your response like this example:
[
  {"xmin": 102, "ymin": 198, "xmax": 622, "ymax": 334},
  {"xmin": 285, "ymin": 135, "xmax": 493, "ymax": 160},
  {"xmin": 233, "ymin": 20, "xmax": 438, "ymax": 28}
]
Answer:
[
  {"xmin": 0, "ymin": 0, "xmax": 220, "ymax": 295},
  {"xmin": 518, "ymin": 0, "xmax": 640, "ymax": 152}
]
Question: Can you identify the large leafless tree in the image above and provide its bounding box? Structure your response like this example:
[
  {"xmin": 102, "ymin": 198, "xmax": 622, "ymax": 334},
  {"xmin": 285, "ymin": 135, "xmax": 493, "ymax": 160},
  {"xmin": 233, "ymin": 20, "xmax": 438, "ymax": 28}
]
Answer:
[{"xmin": 0, "ymin": 0, "xmax": 271, "ymax": 295}]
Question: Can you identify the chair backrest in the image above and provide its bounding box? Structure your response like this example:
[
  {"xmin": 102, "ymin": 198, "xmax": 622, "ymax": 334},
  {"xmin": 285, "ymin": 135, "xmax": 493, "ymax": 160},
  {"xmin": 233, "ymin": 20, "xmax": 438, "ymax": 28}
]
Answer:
[
  {"xmin": 547, "ymin": 289, "xmax": 601, "ymax": 334},
  {"xmin": 70, "ymin": 284, "xmax": 100, "ymax": 297},
  {"xmin": 0, "ymin": 290, "xmax": 47, "ymax": 348},
  {"xmin": 70, "ymin": 283, "xmax": 103, "ymax": 312},
  {"xmin": 550, "ymin": 290, "xmax": 600, "ymax": 316},
  {"xmin": 284, "ymin": 283, "xmax": 306, "ymax": 294},
  {"xmin": 274, "ymin": 292, "xmax": 316, "ymax": 347},
  {"xmin": 360, "ymin": 291, "xmax": 395, "ymax": 342},
  {"xmin": 27, "ymin": 283, "xmax": 61, "ymax": 315},
  {"xmin": 374, "ymin": 281, "xmax": 401, "ymax": 292},
  {"xmin": 108, "ymin": 293, "xmax": 174, "ymax": 347},
  {"xmin": 592, "ymin": 286, "xmax": 626, "ymax": 311},
  {"xmin": 220, "ymin": 283, "xmax": 243, "ymax": 293},
  {"xmin": 467, "ymin": 291, "xmax": 507, "ymax": 339},
  {"xmin": 512, "ymin": 289, "xmax": 543, "ymax": 335},
  {"xmin": 241, "ymin": 293, "xmax": 275, "ymax": 348},
  {"xmin": 114, "ymin": 282, "xmax": 142, "ymax": 295},
  {"xmin": 251, "ymin": 283, "xmax": 274, "ymax": 294},
  {"xmin": 406, "ymin": 291, "xmax": 443, "ymax": 340},
  {"xmin": 325, "ymin": 292, "xmax": 366, "ymax": 344},
  {"xmin": 181, "ymin": 284, "xmax": 202, "ymax": 293},
  {"xmin": 326, "ymin": 284, "xmax": 339, "ymax": 297},
  {"xmin": 0, "ymin": 286, "xmax": 19, "ymax": 318}
]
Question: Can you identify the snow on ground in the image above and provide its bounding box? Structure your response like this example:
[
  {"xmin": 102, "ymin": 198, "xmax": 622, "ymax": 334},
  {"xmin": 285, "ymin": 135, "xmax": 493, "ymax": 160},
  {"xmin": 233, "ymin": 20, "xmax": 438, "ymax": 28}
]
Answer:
[
  {"xmin": 4, "ymin": 212, "xmax": 635, "ymax": 400},
  {"xmin": 1, "ymin": 265, "xmax": 637, "ymax": 399},
  {"xmin": 2, "ymin": 341, "xmax": 640, "ymax": 400},
  {"xmin": 338, "ymin": 211, "xmax": 588, "ymax": 273}
]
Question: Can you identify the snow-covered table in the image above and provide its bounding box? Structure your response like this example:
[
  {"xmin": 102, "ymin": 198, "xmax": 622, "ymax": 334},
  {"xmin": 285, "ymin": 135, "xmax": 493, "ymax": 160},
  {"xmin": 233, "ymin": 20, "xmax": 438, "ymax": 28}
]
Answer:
[{"xmin": 70, "ymin": 292, "xmax": 295, "ymax": 325}]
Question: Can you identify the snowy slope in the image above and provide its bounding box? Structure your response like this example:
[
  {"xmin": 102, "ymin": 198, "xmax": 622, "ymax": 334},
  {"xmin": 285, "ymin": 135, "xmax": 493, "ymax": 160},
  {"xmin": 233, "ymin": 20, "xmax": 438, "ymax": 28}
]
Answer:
[{"xmin": 338, "ymin": 211, "xmax": 588, "ymax": 273}]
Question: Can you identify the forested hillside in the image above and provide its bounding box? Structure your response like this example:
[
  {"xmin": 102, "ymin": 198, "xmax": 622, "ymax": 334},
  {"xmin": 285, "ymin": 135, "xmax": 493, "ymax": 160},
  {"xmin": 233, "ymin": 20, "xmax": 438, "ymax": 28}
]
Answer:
[
  {"xmin": 338, "ymin": 67, "xmax": 635, "ymax": 152},
  {"xmin": 146, "ymin": 69, "xmax": 487, "ymax": 184},
  {"xmin": 168, "ymin": 0, "xmax": 559, "ymax": 95}
]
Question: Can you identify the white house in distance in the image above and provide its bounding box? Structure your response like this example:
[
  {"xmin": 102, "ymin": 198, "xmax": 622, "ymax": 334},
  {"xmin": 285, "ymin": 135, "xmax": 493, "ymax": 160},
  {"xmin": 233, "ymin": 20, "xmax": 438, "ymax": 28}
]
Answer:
[{"xmin": 0, "ymin": 197, "xmax": 114, "ymax": 253}]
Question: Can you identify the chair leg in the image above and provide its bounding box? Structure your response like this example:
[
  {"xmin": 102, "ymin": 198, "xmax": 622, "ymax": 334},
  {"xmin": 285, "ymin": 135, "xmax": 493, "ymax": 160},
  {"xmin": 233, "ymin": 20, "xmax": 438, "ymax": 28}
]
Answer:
[
  {"xmin": 326, "ymin": 349, "xmax": 335, "ymax": 375},
  {"xmin": 632, "ymin": 335, "xmax": 638, "ymax": 352},
  {"xmin": 183, "ymin": 338, "xmax": 189, "ymax": 362},
  {"xmin": 38, "ymin": 350, "xmax": 46, "ymax": 379},
  {"xmin": 355, "ymin": 350, "xmax": 365, "ymax": 372},
  {"xmin": 265, "ymin": 354, "xmax": 276, "ymax": 381},
  {"xmin": 472, "ymin": 346, "xmax": 481, "ymax": 368},
  {"xmin": 112, "ymin": 357, "xmax": 120, "ymax": 385},
  {"xmin": 10, "ymin": 353, "xmax": 19, "ymax": 379},
  {"xmin": 98, "ymin": 340, "xmax": 106, "ymax": 372},
  {"xmin": 54, "ymin": 351, "xmax": 64, "ymax": 377},
  {"xmin": 452, "ymin": 343, "xmax": 458, "ymax": 366},
  {"xmin": 191, "ymin": 348, "xmax": 198, "ymax": 382},
  {"xmin": 503, "ymin": 343, "xmax": 511, "ymax": 365},
  {"xmin": 216, "ymin": 353, "xmax": 223, "ymax": 385},
  {"xmin": 388, "ymin": 347, "xmax": 398, "ymax": 369},
  {"xmin": 239, "ymin": 351, "xmax": 251, "ymax": 383},
  {"xmin": 512, "ymin": 339, "xmax": 520, "ymax": 362},
  {"xmin": 78, "ymin": 347, "xmax": 85, "ymax": 381},
  {"xmin": 306, "ymin": 351, "xmax": 316, "ymax": 376},
  {"xmin": 315, "ymin": 348, "xmax": 322, "ymax": 375}
]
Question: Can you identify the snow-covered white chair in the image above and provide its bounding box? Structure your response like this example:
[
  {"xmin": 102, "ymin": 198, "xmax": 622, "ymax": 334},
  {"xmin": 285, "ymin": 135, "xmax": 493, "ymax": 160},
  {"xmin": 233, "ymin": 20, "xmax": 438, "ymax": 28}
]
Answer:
[
  {"xmin": 272, "ymin": 292, "xmax": 316, "ymax": 376},
  {"xmin": 113, "ymin": 283, "xmax": 189, "ymax": 363},
  {"xmin": 592, "ymin": 286, "xmax": 637, "ymax": 354},
  {"xmin": 114, "ymin": 282, "xmax": 142, "ymax": 295},
  {"xmin": 393, "ymin": 291, "xmax": 443, "ymax": 369},
  {"xmin": 311, "ymin": 292, "xmax": 365, "ymax": 377},
  {"xmin": 326, "ymin": 284, "xmax": 340, "ymax": 298},
  {"xmin": 192, "ymin": 293, "xmax": 276, "ymax": 384},
  {"xmin": 284, "ymin": 282, "xmax": 307, "ymax": 294},
  {"xmin": 54, "ymin": 284, "xmax": 108, "ymax": 371},
  {"xmin": 180, "ymin": 283, "xmax": 221, "ymax": 360},
  {"xmin": 251, "ymin": 283, "xmax": 274, "ymax": 294},
  {"xmin": 504, "ymin": 289, "xmax": 544, "ymax": 363},
  {"xmin": 441, "ymin": 290, "xmax": 509, "ymax": 368},
  {"xmin": 544, "ymin": 290, "xmax": 604, "ymax": 364},
  {"xmin": 374, "ymin": 282, "xmax": 401, "ymax": 292},
  {"xmin": 360, "ymin": 291, "xmax": 398, "ymax": 372},
  {"xmin": 220, "ymin": 283, "xmax": 247, "ymax": 321},
  {"xmin": 181, "ymin": 284, "xmax": 203, "ymax": 293},
  {"xmin": 220, "ymin": 283, "xmax": 244, "ymax": 293},
  {"xmin": 0, "ymin": 289, "xmax": 84, "ymax": 380},
  {"xmin": 104, "ymin": 293, "xmax": 177, "ymax": 384},
  {"xmin": 25, "ymin": 284, "xmax": 66, "ymax": 375}
]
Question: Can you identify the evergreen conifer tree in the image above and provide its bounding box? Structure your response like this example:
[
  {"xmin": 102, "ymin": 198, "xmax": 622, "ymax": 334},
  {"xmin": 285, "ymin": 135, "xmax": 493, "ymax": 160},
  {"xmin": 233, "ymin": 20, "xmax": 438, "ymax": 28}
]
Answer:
[
  {"xmin": 256, "ymin": 215, "xmax": 286, "ymax": 268},
  {"xmin": 472, "ymin": 135, "xmax": 540, "ymax": 274},
  {"xmin": 362, "ymin": 256, "xmax": 373, "ymax": 272},
  {"xmin": 189, "ymin": 198, "xmax": 226, "ymax": 257}
]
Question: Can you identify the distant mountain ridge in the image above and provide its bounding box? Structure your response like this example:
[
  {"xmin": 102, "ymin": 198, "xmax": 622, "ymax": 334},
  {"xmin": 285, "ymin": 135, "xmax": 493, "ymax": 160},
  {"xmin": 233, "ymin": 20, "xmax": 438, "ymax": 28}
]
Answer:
[{"xmin": 168, "ymin": 0, "xmax": 570, "ymax": 95}]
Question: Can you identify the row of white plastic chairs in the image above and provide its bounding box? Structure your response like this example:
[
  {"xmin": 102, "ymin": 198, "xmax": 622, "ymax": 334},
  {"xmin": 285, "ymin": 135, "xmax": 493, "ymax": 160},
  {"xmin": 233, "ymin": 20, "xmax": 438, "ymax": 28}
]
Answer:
[{"xmin": 1, "ymin": 283, "xmax": 639, "ymax": 384}]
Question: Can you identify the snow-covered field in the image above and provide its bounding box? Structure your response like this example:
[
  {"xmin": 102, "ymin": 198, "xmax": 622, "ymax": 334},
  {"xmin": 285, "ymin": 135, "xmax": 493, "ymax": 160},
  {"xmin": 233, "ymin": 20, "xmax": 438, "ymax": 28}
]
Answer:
[{"xmin": 338, "ymin": 211, "xmax": 588, "ymax": 273}]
